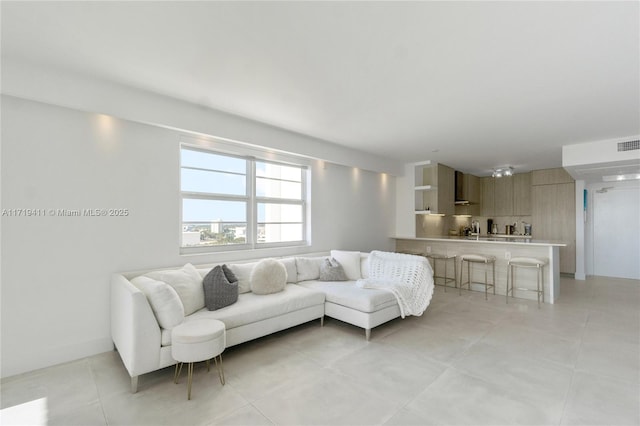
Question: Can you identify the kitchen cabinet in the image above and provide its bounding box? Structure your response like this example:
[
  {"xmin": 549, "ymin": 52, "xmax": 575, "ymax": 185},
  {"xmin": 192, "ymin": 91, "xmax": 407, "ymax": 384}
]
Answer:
[
  {"xmin": 414, "ymin": 162, "xmax": 454, "ymax": 216},
  {"xmin": 513, "ymin": 172, "xmax": 532, "ymax": 216},
  {"xmin": 532, "ymin": 168, "xmax": 573, "ymax": 185},
  {"xmin": 494, "ymin": 176, "xmax": 514, "ymax": 216},
  {"xmin": 532, "ymin": 169, "xmax": 576, "ymax": 274},
  {"xmin": 480, "ymin": 177, "xmax": 495, "ymax": 217},
  {"xmin": 480, "ymin": 173, "xmax": 531, "ymax": 217}
]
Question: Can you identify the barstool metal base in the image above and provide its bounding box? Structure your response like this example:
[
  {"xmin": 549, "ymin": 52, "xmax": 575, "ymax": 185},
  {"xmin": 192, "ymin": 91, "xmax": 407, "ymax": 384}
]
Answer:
[
  {"xmin": 426, "ymin": 253, "xmax": 457, "ymax": 292},
  {"xmin": 459, "ymin": 255, "xmax": 496, "ymax": 300},
  {"xmin": 506, "ymin": 257, "xmax": 547, "ymax": 308}
]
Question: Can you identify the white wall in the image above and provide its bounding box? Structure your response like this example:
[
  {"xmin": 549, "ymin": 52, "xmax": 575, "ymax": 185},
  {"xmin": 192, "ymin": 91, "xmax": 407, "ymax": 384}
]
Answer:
[
  {"xmin": 2, "ymin": 60, "xmax": 403, "ymax": 177},
  {"xmin": 394, "ymin": 163, "xmax": 415, "ymax": 238},
  {"xmin": 0, "ymin": 95, "xmax": 396, "ymax": 378}
]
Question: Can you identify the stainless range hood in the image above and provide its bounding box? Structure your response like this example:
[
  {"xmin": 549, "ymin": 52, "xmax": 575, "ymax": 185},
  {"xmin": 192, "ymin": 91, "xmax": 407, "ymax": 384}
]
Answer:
[{"xmin": 455, "ymin": 171, "xmax": 470, "ymax": 205}]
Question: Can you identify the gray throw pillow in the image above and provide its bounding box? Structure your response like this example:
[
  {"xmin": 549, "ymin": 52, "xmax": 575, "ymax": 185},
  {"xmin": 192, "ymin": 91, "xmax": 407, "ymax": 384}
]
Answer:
[
  {"xmin": 203, "ymin": 264, "xmax": 238, "ymax": 310},
  {"xmin": 319, "ymin": 258, "xmax": 348, "ymax": 281}
]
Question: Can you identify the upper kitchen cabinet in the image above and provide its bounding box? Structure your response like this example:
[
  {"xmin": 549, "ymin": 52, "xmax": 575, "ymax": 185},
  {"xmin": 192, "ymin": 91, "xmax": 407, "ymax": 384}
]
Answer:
[
  {"xmin": 481, "ymin": 173, "xmax": 531, "ymax": 217},
  {"xmin": 414, "ymin": 162, "xmax": 455, "ymax": 216},
  {"xmin": 513, "ymin": 172, "xmax": 532, "ymax": 216},
  {"xmin": 532, "ymin": 168, "xmax": 574, "ymax": 185},
  {"xmin": 494, "ymin": 175, "xmax": 514, "ymax": 216},
  {"xmin": 480, "ymin": 177, "xmax": 495, "ymax": 217}
]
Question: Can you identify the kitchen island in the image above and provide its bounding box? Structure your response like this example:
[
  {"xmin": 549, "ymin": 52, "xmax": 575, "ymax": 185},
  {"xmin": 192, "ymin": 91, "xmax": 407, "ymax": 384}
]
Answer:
[{"xmin": 394, "ymin": 236, "xmax": 567, "ymax": 303}]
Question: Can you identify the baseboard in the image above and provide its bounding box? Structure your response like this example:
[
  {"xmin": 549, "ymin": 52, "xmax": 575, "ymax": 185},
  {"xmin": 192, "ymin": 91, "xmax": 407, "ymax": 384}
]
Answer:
[{"xmin": 1, "ymin": 337, "xmax": 114, "ymax": 379}]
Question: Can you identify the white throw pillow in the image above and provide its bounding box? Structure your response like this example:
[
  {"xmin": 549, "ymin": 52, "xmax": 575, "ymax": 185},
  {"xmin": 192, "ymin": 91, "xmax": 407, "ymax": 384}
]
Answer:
[
  {"xmin": 279, "ymin": 258, "xmax": 298, "ymax": 283},
  {"xmin": 250, "ymin": 259, "xmax": 287, "ymax": 295},
  {"xmin": 196, "ymin": 267, "xmax": 213, "ymax": 279},
  {"xmin": 144, "ymin": 263, "xmax": 204, "ymax": 316},
  {"xmin": 295, "ymin": 256, "xmax": 326, "ymax": 282},
  {"xmin": 360, "ymin": 253, "xmax": 370, "ymax": 279},
  {"xmin": 228, "ymin": 262, "xmax": 258, "ymax": 294},
  {"xmin": 331, "ymin": 250, "xmax": 362, "ymax": 280},
  {"xmin": 131, "ymin": 276, "xmax": 184, "ymax": 329}
]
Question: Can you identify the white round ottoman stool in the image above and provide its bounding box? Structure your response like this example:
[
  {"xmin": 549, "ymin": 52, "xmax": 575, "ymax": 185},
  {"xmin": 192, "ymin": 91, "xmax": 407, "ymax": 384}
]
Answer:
[{"xmin": 171, "ymin": 319, "xmax": 226, "ymax": 400}]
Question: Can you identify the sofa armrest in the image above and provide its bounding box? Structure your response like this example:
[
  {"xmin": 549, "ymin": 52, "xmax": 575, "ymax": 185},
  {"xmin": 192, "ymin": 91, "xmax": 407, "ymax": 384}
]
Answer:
[{"xmin": 110, "ymin": 274, "xmax": 161, "ymax": 378}]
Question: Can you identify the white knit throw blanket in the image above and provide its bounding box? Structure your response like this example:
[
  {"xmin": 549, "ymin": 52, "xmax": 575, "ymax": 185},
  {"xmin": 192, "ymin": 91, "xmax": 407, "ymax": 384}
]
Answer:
[{"xmin": 356, "ymin": 251, "xmax": 434, "ymax": 318}]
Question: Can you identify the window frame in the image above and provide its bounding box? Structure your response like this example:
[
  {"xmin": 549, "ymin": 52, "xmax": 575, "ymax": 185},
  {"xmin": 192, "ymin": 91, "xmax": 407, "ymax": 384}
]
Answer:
[
  {"xmin": 179, "ymin": 142, "xmax": 309, "ymax": 254},
  {"xmin": 254, "ymin": 158, "xmax": 307, "ymax": 249}
]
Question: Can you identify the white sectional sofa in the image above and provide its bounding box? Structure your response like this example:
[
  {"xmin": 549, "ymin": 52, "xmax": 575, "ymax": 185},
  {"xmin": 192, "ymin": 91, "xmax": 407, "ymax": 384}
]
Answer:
[{"xmin": 111, "ymin": 251, "xmax": 407, "ymax": 392}]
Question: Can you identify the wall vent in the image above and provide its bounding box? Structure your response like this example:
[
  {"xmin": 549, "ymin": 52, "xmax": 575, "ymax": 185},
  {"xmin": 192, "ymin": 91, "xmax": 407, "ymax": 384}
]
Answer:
[{"xmin": 618, "ymin": 140, "xmax": 640, "ymax": 151}]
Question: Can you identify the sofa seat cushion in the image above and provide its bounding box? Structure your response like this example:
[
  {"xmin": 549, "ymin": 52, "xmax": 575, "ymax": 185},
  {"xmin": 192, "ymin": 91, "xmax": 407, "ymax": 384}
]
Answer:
[
  {"xmin": 184, "ymin": 284, "xmax": 325, "ymax": 332},
  {"xmin": 297, "ymin": 280, "xmax": 398, "ymax": 313}
]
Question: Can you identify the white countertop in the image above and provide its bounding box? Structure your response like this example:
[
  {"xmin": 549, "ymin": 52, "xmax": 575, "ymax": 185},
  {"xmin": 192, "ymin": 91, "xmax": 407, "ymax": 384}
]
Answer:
[{"xmin": 393, "ymin": 235, "xmax": 567, "ymax": 247}]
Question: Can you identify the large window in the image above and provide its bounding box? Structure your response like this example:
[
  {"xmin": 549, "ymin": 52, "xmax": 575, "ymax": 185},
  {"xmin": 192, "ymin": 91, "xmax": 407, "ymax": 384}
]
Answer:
[{"xmin": 180, "ymin": 145, "xmax": 307, "ymax": 251}]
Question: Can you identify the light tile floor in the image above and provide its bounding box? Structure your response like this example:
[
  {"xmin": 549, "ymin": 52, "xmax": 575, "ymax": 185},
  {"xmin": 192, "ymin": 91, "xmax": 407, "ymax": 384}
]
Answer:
[{"xmin": 1, "ymin": 276, "xmax": 639, "ymax": 425}]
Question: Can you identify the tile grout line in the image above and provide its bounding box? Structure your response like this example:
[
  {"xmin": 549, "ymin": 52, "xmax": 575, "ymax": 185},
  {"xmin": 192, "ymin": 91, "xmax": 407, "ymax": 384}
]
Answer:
[
  {"xmin": 556, "ymin": 306, "xmax": 591, "ymax": 426},
  {"xmin": 86, "ymin": 357, "xmax": 110, "ymax": 426}
]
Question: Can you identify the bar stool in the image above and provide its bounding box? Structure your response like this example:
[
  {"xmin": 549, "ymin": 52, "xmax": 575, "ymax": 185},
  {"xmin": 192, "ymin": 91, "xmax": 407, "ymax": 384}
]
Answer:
[
  {"xmin": 425, "ymin": 253, "xmax": 457, "ymax": 292},
  {"xmin": 459, "ymin": 254, "xmax": 496, "ymax": 300},
  {"xmin": 506, "ymin": 257, "xmax": 548, "ymax": 308}
]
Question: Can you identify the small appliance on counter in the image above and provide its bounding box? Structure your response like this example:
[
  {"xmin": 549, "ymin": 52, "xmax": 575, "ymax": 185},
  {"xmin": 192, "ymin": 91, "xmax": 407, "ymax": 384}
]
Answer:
[
  {"xmin": 523, "ymin": 222, "xmax": 532, "ymax": 236},
  {"xmin": 487, "ymin": 219, "xmax": 495, "ymax": 234}
]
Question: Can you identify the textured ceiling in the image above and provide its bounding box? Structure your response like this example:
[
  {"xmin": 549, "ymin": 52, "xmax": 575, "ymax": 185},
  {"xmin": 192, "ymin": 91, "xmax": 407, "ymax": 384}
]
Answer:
[{"xmin": 2, "ymin": 1, "xmax": 639, "ymax": 176}]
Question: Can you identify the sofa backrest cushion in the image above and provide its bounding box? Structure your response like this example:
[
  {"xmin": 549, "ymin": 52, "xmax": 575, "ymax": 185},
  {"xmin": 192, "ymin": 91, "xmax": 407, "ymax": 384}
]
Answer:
[
  {"xmin": 330, "ymin": 250, "xmax": 362, "ymax": 281},
  {"xmin": 250, "ymin": 259, "xmax": 287, "ymax": 295},
  {"xmin": 228, "ymin": 262, "xmax": 258, "ymax": 294},
  {"xmin": 279, "ymin": 257, "xmax": 298, "ymax": 283},
  {"xmin": 295, "ymin": 256, "xmax": 326, "ymax": 282},
  {"xmin": 130, "ymin": 276, "xmax": 185, "ymax": 329},
  {"xmin": 144, "ymin": 263, "xmax": 204, "ymax": 316},
  {"xmin": 203, "ymin": 265, "xmax": 239, "ymax": 310},
  {"xmin": 361, "ymin": 253, "xmax": 370, "ymax": 279}
]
